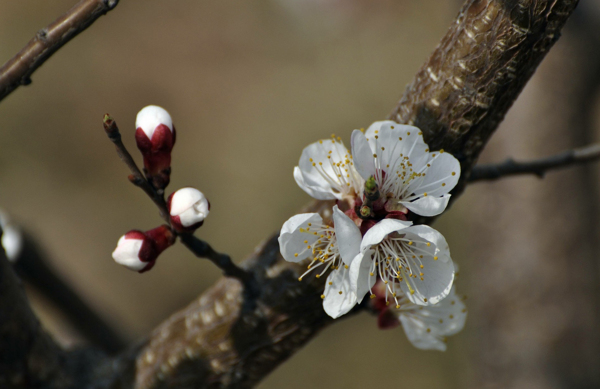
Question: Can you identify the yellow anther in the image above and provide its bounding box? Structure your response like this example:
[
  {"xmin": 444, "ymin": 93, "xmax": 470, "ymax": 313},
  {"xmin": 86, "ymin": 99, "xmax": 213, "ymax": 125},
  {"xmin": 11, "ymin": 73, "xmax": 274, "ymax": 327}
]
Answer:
[
  {"xmin": 426, "ymin": 328, "xmax": 431, "ymax": 333},
  {"xmin": 315, "ymin": 274, "xmax": 320, "ymax": 279},
  {"xmin": 385, "ymin": 301, "xmax": 390, "ymax": 306},
  {"xmin": 434, "ymin": 256, "xmax": 438, "ymax": 260},
  {"xmin": 373, "ymin": 153, "xmax": 377, "ymax": 158},
  {"xmin": 298, "ymin": 277, "xmax": 303, "ymax": 281},
  {"xmin": 439, "ymin": 319, "xmax": 443, "ymax": 323},
  {"xmin": 449, "ymin": 314, "xmax": 454, "ymax": 319},
  {"xmin": 423, "ymin": 298, "xmax": 428, "ymax": 302},
  {"xmin": 452, "ymin": 172, "xmax": 456, "ymax": 176},
  {"xmin": 369, "ymin": 272, "xmax": 374, "ymax": 276},
  {"xmin": 407, "ymin": 132, "xmax": 411, "ymax": 135},
  {"xmin": 294, "ymin": 253, "xmax": 299, "ymax": 257},
  {"xmin": 370, "ymin": 294, "xmax": 376, "ymax": 299},
  {"xmin": 321, "ymin": 294, "xmax": 325, "ymax": 299},
  {"xmin": 426, "ymin": 242, "xmax": 431, "ymax": 247},
  {"xmin": 420, "ymin": 265, "xmax": 424, "ymax": 269},
  {"xmin": 424, "ymin": 192, "xmax": 428, "ymax": 196},
  {"xmin": 338, "ymin": 291, "xmax": 342, "ymax": 295},
  {"xmin": 344, "ymin": 264, "xmax": 349, "ymax": 269}
]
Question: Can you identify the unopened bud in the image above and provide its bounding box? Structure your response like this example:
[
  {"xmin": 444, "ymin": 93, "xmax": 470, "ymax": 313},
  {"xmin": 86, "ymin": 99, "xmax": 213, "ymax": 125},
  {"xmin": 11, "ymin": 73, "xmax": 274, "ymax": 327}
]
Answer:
[
  {"xmin": 364, "ymin": 176, "xmax": 379, "ymax": 201},
  {"xmin": 168, "ymin": 188, "xmax": 210, "ymax": 232},
  {"xmin": 135, "ymin": 105, "xmax": 176, "ymax": 190},
  {"xmin": 0, "ymin": 210, "xmax": 23, "ymax": 262},
  {"xmin": 112, "ymin": 225, "xmax": 174, "ymax": 273}
]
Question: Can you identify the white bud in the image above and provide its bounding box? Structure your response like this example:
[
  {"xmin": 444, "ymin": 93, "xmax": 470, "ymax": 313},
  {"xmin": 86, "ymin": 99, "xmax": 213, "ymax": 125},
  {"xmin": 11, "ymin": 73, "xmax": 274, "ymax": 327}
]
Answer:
[
  {"xmin": 170, "ymin": 188, "xmax": 210, "ymax": 227},
  {"xmin": 112, "ymin": 235, "xmax": 146, "ymax": 272},
  {"xmin": 0, "ymin": 210, "xmax": 23, "ymax": 262},
  {"xmin": 135, "ymin": 105, "xmax": 173, "ymax": 139}
]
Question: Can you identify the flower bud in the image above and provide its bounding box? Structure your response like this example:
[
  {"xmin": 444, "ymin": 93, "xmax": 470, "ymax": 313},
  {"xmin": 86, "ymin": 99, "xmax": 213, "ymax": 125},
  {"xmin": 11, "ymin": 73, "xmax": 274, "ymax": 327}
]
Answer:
[
  {"xmin": 135, "ymin": 105, "xmax": 176, "ymax": 190},
  {"xmin": 167, "ymin": 188, "xmax": 210, "ymax": 232},
  {"xmin": 112, "ymin": 225, "xmax": 174, "ymax": 273},
  {"xmin": 0, "ymin": 210, "xmax": 23, "ymax": 262}
]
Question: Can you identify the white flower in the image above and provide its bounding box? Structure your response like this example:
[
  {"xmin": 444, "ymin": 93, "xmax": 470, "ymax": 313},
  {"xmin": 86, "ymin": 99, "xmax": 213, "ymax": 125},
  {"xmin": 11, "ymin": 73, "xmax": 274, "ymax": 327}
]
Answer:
[
  {"xmin": 135, "ymin": 105, "xmax": 174, "ymax": 139},
  {"xmin": 169, "ymin": 188, "xmax": 210, "ymax": 230},
  {"xmin": 279, "ymin": 205, "xmax": 365, "ymax": 318},
  {"xmin": 351, "ymin": 121, "xmax": 460, "ymax": 217},
  {"xmin": 293, "ymin": 136, "xmax": 364, "ymax": 201},
  {"xmin": 350, "ymin": 219, "xmax": 454, "ymax": 306},
  {"xmin": 396, "ymin": 286, "xmax": 467, "ymax": 351},
  {"xmin": 0, "ymin": 210, "xmax": 23, "ymax": 262}
]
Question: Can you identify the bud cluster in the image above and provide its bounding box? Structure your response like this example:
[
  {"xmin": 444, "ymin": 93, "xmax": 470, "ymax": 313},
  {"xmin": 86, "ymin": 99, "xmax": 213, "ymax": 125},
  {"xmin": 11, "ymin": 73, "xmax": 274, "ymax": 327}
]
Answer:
[{"xmin": 112, "ymin": 106, "xmax": 210, "ymax": 273}]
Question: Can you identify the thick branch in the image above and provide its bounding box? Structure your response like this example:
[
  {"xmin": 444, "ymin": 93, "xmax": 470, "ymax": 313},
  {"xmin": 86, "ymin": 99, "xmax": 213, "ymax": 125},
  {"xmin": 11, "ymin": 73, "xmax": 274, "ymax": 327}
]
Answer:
[
  {"xmin": 0, "ymin": 0, "xmax": 119, "ymax": 102},
  {"xmin": 108, "ymin": 1, "xmax": 579, "ymax": 388},
  {"xmin": 389, "ymin": 0, "xmax": 579, "ymax": 206},
  {"xmin": 469, "ymin": 143, "xmax": 600, "ymax": 182}
]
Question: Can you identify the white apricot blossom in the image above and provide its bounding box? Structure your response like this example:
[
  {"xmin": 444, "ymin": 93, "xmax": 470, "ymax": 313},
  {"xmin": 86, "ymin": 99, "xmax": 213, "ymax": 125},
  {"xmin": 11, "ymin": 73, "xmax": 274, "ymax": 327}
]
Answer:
[
  {"xmin": 293, "ymin": 136, "xmax": 364, "ymax": 201},
  {"xmin": 351, "ymin": 121, "xmax": 460, "ymax": 217},
  {"xmin": 396, "ymin": 286, "xmax": 467, "ymax": 351},
  {"xmin": 350, "ymin": 218, "xmax": 454, "ymax": 307},
  {"xmin": 278, "ymin": 205, "xmax": 366, "ymax": 318}
]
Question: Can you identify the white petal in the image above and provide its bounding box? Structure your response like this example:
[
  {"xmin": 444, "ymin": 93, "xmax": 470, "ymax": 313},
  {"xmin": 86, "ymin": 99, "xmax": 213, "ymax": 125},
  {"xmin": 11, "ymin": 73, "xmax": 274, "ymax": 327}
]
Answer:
[
  {"xmin": 399, "ymin": 286, "xmax": 467, "ymax": 350},
  {"xmin": 332, "ymin": 205, "xmax": 361, "ymax": 265},
  {"xmin": 360, "ymin": 219, "xmax": 412, "ymax": 251},
  {"xmin": 348, "ymin": 250, "xmax": 375, "ymax": 303},
  {"xmin": 399, "ymin": 248, "xmax": 454, "ymax": 305},
  {"xmin": 323, "ymin": 269, "xmax": 357, "ymax": 319},
  {"xmin": 2, "ymin": 224, "xmax": 22, "ymax": 262},
  {"xmin": 170, "ymin": 188, "xmax": 210, "ymax": 226},
  {"xmin": 351, "ymin": 130, "xmax": 375, "ymax": 180},
  {"xmin": 406, "ymin": 152, "xmax": 460, "ymax": 198},
  {"xmin": 293, "ymin": 166, "xmax": 337, "ymax": 200},
  {"xmin": 136, "ymin": 105, "xmax": 173, "ymax": 138},
  {"xmin": 366, "ymin": 122, "xmax": 429, "ymax": 173},
  {"xmin": 401, "ymin": 194, "xmax": 451, "ymax": 217},
  {"xmin": 112, "ymin": 236, "xmax": 146, "ymax": 272},
  {"xmin": 296, "ymin": 139, "xmax": 354, "ymax": 200},
  {"xmin": 278, "ymin": 213, "xmax": 323, "ymax": 262},
  {"xmin": 404, "ymin": 225, "xmax": 451, "ymax": 262},
  {"xmin": 399, "ymin": 314, "xmax": 447, "ymax": 351}
]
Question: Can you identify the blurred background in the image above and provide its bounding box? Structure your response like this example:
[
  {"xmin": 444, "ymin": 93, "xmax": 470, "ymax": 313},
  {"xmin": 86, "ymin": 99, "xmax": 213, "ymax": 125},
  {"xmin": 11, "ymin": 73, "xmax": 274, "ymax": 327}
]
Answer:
[{"xmin": 1, "ymin": 1, "xmax": 600, "ymax": 388}]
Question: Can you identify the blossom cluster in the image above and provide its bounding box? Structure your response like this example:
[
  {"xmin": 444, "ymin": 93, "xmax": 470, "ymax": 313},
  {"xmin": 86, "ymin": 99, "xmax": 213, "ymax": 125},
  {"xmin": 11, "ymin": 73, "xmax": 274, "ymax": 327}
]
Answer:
[
  {"xmin": 111, "ymin": 106, "xmax": 210, "ymax": 272},
  {"xmin": 279, "ymin": 120, "xmax": 466, "ymax": 350}
]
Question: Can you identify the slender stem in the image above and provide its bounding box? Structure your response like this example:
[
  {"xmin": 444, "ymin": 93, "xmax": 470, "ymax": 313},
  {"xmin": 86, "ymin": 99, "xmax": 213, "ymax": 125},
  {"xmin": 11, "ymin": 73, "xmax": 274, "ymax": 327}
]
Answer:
[
  {"xmin": 102, "ymin": 114, "xmax": 258, "ymax": 296},
  {"xmin": 103, "ymin": 114, "xmax": 170, "ymax": 222},
  {"xmin": 469, "ymin": 143, "xmax": 600, "ymax": 182},
  {"xmin": 179, "ymin": 233, "xmax": 260, "ymax": 299},
  {"xmin": 0, "ymin": 0, "xmax": 119, "ymax": 102}
]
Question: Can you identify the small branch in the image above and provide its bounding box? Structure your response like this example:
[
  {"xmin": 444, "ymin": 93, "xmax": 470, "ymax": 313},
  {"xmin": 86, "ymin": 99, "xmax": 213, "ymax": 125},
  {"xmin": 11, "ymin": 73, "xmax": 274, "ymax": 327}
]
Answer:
[
  {"xmin": 469, "ymin": 143, "xmax": 600, "ymax": 182},
  {"xmin": 103, "ymin": 114, "xmax": 170, "ymax": 222},
  {"xmin": 179, "ymin": 234, "xmax": 260, "ymax": 302},
  {"xmin": 0, "ymin": 0, "xmax": 119, "ymax": 102},
  {"xmin": 102, "ymin": 114, "xmax": 259, "ymax": 298}
]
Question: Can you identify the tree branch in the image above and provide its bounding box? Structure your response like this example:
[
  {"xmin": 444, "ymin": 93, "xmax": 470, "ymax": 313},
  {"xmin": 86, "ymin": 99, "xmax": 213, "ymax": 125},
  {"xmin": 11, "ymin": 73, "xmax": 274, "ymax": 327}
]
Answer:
[
  {"xmin": 469, "ymin": 143, "xmax": 600, "ymax": 182},
  {"xmin": 109, "ymin": 1, "xmax": 579, "ymax": 388},
  {"xmin": 1, "ymin": 0, "xmax": 582, "ymax": 388},
  {"xmin": 0, "ymin": 0, "xmax": 119, "ymax": 102}
]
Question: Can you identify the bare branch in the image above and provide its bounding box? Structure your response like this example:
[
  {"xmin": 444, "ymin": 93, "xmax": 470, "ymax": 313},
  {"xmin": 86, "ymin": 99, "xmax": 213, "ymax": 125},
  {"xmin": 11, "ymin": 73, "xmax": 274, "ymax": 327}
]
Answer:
[
  {"xmin": 0, "ymin": 0, "xmax": 119, "ymax": 102},
  {"xmin": 469, "ymin": 143, "xmax": 600, "ymax": 182},
  {"xmin": 112, "ymin": 1, "xmax": 580, "ymax": 387},
  {"xmin": 102, "ymin": 114, "xmax": 259, "ymax": 295}
]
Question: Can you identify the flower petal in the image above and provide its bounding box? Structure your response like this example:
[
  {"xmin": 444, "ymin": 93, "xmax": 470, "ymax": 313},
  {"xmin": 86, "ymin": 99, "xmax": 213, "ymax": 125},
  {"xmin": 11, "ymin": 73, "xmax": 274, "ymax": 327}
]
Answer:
[
  {"xmin": 278, "ymin": 213, "xmax": 323, "ymax": 262},
  {"xmin": 404, "ymin": 225, "xmax": 451, "ymax": 262},
  {"xmin": 360, "ymin": 218, "xmax": 412, "ymax": 251},
  {"xmin": 294, "ymin": 166, "xmax": 338, "ymax": 200},
  {"xmin": 349, "ymin": 250, "xmax": 375, "ymax": 303},
  {"xmin": 399, "ymin": 286, "xmax": 467, "ymax": 350},
  {"xmin": 399, "ymin": 245, "xmax": 454, "ymax": 306},
  {"xmin": 296, "ymin": 139, "xmax": 355, "ymax": 200},
  {"xmin": 332, "ymin": 205, "xmax": 361, "ymax": 265},
  {"xmin": 365, "ymin": 121, "xmax": 430, "ymax": 174},
  {"xmin": 405, "ymin": 152, "xmax": 460, "ymax": 199},
  {"xmin": 323, "ymin": 269, "xmax": 357, "ymax": 319},
  {"xmin": 401, "ymin": 194, "xmax": 451, "ymax": 217},
  {"xmin": 351, "ymin": 130, "xmax": 375, "ymax": 180}
]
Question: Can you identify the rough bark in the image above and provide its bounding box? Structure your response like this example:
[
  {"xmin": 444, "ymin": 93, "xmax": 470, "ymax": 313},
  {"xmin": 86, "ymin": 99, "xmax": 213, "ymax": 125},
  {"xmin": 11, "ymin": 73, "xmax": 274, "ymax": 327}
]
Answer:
[{"xmin": 0, "ymin": 0, "xmax": 582, "ymax": 388}]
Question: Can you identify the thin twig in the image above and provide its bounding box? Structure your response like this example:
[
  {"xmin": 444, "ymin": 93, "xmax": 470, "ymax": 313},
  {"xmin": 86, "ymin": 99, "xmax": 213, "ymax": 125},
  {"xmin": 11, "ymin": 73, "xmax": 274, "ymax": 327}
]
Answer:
[
  {"xmin": 102, "ymin": 114, "xmax": 259, "ymax": 296},
  {"xmin": 103, "ymin": 114, "xmax": 170, "ymax": 222},
  {"xmin": 0, "ymin": 0, "xmax": 119, "ymax": 102},
  {"xmin": 469, "ymin": 143, "xmax": 600, "ymax": 182}
]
